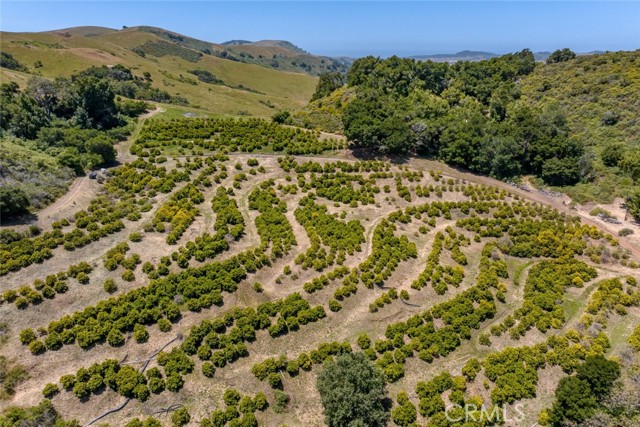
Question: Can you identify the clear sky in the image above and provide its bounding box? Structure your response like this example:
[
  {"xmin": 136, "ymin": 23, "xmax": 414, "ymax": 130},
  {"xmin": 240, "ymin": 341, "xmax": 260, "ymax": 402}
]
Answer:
[{"xmin": 1, "ymin": 1, "xmax": 639, "ymax": 57}]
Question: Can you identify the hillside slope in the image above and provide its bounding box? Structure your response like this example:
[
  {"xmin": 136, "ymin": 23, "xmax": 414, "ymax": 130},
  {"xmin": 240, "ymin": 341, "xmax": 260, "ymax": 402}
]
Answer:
[
  {"xmin": 0, "ymin": 26, "xmax": 320, "ymax": 116},
  {"xmin": 0, "ymin": 139, "xmax": 75, "ymax": 212},
  {"xmin": 520, "ymin": 50, "xmax": 640, "ymax": 201}
]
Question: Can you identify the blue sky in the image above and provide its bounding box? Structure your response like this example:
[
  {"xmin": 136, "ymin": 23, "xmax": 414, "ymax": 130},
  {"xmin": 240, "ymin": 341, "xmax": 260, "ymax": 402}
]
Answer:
[{"xmin": 1, "ymin": 1, "xmax": 639, "ymax": 57}]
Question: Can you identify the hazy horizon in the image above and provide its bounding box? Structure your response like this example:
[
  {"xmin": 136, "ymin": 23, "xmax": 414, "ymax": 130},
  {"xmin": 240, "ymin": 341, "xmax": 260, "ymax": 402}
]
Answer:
[{"xmin": 1, "ymin": 1, "xmax": 639, "ymax": 58}]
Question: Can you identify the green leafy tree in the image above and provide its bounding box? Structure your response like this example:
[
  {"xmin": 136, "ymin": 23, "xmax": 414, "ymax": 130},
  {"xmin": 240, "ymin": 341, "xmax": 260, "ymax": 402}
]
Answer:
[
  {"xmin": 576, "ymin": 355, "xmax": 620, "ymax": 398},
  {"xmin": 620, "ymin": 149, "xmax": 640, "ymax": 181},
  {"xmin": 627, "ymin": 191, "xmax": 640, "ymax": 221},
  {"xmin": 85, "ymin": 135, "xmax": 116, "ymax": 165},
  {"xmin": 549, "ymin": 376, "xmax": 597, "ymax": 425},
  {"xmin": 271, "ymin": 110, "xmax": 291, "ymax": 124},
  {"xmin": 546, "ymin": 48, "xmax": 577, "ymax": 64},
  {"xmin": 316, "ymin": 352, "xmax": 389, "ymax": 427},
  {"xmin": 311, "ymin": 72, "xmax": 345, "ymax": 101},
  {"xmin": 73, "ymin": 77, "xmax": 118, "ymax": 129},
  {"xmin": 601, "ymin": 143, "xmax": 625, "ymax": 167},
  {"xmin": 8, "ymin": 94, "xmax": 50, "ymax": 139},
  {"xmin": 0, "ymin": 187, "xmax": 30, "ymax": 218}
]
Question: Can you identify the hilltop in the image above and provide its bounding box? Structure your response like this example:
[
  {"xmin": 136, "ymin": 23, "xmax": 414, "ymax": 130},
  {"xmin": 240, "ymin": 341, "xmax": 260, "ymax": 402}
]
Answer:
[
  {"xmin": 0, "ymin": 25, "xmax": 331, "ymax": 116},
  {"xmin": 222, "ymin": 39, "xmax": 310, "ymax": 55}
]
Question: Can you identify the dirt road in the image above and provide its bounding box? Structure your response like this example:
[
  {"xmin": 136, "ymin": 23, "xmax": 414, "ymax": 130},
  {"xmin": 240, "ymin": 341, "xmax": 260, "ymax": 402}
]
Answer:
[{"xmin": 116, "ymin": 105, "xmax": 165, "ymax": 164}]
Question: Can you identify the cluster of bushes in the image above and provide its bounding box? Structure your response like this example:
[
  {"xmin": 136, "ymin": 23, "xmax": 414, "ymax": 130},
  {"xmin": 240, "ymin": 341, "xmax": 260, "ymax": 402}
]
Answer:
[
  {"xmin": 302, "ymin": 266, "xmax": 351, "ymax": 294},
  {"xmin": 331, "ymin": 199, "xmax": 510, "ymax": 303},
  {"xmin": 374, "ymin": 283, "xmax": 497, "ymax": 382},
  {"xmin": 55, "ymin": 349, "xmax": 194, "ymax": 402},
  {"xmin": 355, "ymin": 220, "xmax": 417, "ymax": 290},
  {"xmin": 132, "ymin": 40, "xmax": 203, "ymax": 62},
  {"xmin": 248, "ymin": 181, "xmax": 296, "ymax": 258},
  {"xmin": 0, "ymin": 153, "xmax": 194, "ymax": 275},
  {"xmin": 165, "ymin": 187, "xmax": 245, "ymax": 268},
  {"xmin": 0, "ymin": 355, "xmax": 28, "ymax": 399},
  {"xmin": 75, "ymin": 63, "xmax": 185, "ymax": 105},
  {"xmin": 0, "ymin": 198, "xmax": 130, "ymax": 275},
  {"xmin": 457, "ymin": 213, "xmax": 603, "ymax": 259},
  {"xmin": 187, "ymin": 69, "xmax": 222, "ymax": 84},
  {"xmin": 104, "ymin": 242, "xmax": 133, "ymax": 270},
  {"xmin": 395, "ymin": 177, "xmax": 412, "ymax": 202},
  {"xmin": 0, "ymin": 52, "xmax": 27, "ymax": 71},
  {"xmin": 200, "ymin": 389, "xmax": 268, "ymax": 427},
  {"xmin": 252, "ymin": 341, "xmax": 352, "ymax": 388},
  {"xmin": 300, "ymin": 172, "xmax": 384, "ymax": 206},
  {"xmin": 0, "ymin": 400, "xmax": 79, "ymax": 427},
  {"xmin": 411, "ymin": 228, "xmax": 467, "ymax": 295},
  {"xmin": 278, "ymin": 157, "xmax": 391, "ymax": 175},
  {"xmin": 179, "ymin": 293, "xmax": 325, "ymax": 375},
  {"xmin": 368, "ymin": 288, "xmax": 401, "ymax": 313},
  {"xmin": 483, "ymin": 344, "xmax": 548, "ymax": 405},
  {"xmin": 22, "ymin": 177, "xmax": 305, "ymax": 355},
  {"xmin": 254, "ymin": 261, "xmax": 497, "ymax": 387},
  {"xmin": 416, "ymin": 179, "xmax": 485, "ymax": 199},
  {"xmin": 491, "ymin": 260, "xmax": 597, "ymax": 339},
  {"xmin": 2, "ymin": 262, "xmax": 92, "ymax": 309},
  {"xmin": 207, "ymin": 186, "xmax": 245, "ymax": 236},
  {"xmin": 294, "ymin": 195, "xmax": 364, "ymax": 271},
  {"xmin": 585, "ymin": 277, "xmax": 639, "ymax": 320},
  {"xmin": 629, "ymin": 324, "xmax": 640, "ymax": 351},
  {"xmin": 415, "ymin": 372, "xmax": 466, "ymax": 419},
  {"xmin": 391, "ymin": 392, "xmax": 418, "ymax": 427},
  {"xmin": 136, "ymin": 118, "xmax": 342, "ymax": 155},
  {"xmin": 410, "ymin": 328, "xmax": 611, "ymax": 424},
  {"xmin": 153, "ymin": 183, "xmax": 204, "ymax": 244}
]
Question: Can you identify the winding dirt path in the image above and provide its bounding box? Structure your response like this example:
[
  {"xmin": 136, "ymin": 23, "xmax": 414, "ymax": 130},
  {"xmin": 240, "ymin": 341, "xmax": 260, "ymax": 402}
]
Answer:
[
  {"xmin": 116, "ymin": 105, "xmax": 165, "ymax": 164},
  {"xmin": 37, "ymin": 177, "xmax": 87, "ymax": 219},
  {"xmin": 19, "ymin": 107, "xmax": 166, "ymax": 230}
]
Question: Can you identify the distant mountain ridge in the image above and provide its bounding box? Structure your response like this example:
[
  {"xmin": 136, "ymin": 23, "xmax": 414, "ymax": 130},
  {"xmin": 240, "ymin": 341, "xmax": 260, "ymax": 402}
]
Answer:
[
  {"xmin": 11, "ymin": 25, "xmax": 348, "ymax": 76},
  {"xmin": 410, "ymin": 49, "xmax": 606, "ymax": 63},
  {"xmin": 223, "ymin": 39, "xmax": 310, "ymax": 55},
  {"xmin": 0, "ymin": 25, "xmax": 323, "ymax": 116},
  {"xmin": 131, "ymin": 26, "xmax": 344, "ymax": 74}
]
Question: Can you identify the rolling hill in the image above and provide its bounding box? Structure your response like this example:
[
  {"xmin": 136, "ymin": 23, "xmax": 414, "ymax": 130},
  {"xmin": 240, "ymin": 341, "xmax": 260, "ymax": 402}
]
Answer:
[{"xmin": 0, "ymin": 25, "xmax": 327, "ymax": 117}]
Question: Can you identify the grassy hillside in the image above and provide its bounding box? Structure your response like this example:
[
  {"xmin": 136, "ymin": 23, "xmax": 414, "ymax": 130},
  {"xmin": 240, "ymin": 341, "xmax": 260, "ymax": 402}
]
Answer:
[
  {"xmin": 0, "ymin": 139, "xmax": 74, "ymax": 211},
  {"xmin": 289, "ymin": 86, "xmax": 354, "ymax": 133},
  {"xmin": 135, "ymin": 26, "xmax": 350, "ymax": 75},
  {"xmin": 0, "ymin": 26, "xmax": 319, "ymax": 117},
  {"xmin": 520, "ymin": 50, "xmax": 640, "ymax": 202}
]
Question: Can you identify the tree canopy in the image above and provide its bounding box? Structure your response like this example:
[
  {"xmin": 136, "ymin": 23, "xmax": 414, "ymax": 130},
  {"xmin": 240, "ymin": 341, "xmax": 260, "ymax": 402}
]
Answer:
[
  {"xmin": 340, "ymin": 50, "xmax": 583, "ymax": 185},
  {"xmin": 546, "ymin": 48, "xmax": 577, "ymax": 64},
  {"xmin": 316, "ymin": 352, "xmax": 389, "ymax": 427},
  {"xmin": 0, "ymin": 187, "xmax": 30, "ymax": 219}
]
